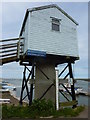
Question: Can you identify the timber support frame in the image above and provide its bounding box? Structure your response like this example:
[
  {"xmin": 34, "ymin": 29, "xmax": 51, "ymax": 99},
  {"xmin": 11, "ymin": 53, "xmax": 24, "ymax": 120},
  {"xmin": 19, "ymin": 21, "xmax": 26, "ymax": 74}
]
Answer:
[
  {"xmin": 19, "ymin": 63, "xmax": 35, "ymax": 106},
  {"xmin": 58, "ymin": 62, "xmax": 77, "ymax": 108},
  {"xmin": 19, "ymin": 62, "xmax": 77, "ymax": 108}
]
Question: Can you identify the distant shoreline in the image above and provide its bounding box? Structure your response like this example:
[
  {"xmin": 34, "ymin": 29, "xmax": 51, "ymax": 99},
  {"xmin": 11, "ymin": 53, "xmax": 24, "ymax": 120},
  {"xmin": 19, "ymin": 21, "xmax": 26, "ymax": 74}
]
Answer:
[
  {"xmin": 75, "ymin": 78, "xmax": 90, "ymax": 82},
  {"xmin": 59, "ymin": 78, "xmax": 90, "ymax": 82},
  {"xmin": 0, "ymin": 78, "xmax": 90, "ymax": 82}
]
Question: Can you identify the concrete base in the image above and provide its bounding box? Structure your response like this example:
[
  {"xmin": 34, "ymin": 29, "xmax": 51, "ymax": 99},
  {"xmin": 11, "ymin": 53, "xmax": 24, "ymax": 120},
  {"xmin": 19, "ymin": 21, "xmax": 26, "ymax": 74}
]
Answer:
[{"xmin": 35, "ymin": 62, "xmax": 56, "ymax": 103}]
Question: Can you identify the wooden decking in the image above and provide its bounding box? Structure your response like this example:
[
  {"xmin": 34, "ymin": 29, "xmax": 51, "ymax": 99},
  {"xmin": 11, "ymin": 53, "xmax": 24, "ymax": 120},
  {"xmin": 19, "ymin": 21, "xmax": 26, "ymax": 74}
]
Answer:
[{"xmin": 0, "ymin": 37, "xmax": 23, "ymax": 65}]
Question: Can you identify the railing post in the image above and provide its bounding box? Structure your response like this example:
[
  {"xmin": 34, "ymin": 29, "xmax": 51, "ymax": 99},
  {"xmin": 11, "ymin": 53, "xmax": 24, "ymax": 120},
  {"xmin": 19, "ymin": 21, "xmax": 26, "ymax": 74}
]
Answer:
[{"xmin": 17, "ymin": 37, "xmax": 20, "ymax": 59}]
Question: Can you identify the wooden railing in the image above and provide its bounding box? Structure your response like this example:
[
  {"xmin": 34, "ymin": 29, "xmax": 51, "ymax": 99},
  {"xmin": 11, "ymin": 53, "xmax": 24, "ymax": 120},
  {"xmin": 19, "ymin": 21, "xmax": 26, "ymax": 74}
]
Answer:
[{"xmin": 0, "ymin": 37, "xmax": 24, "ymax": 65}]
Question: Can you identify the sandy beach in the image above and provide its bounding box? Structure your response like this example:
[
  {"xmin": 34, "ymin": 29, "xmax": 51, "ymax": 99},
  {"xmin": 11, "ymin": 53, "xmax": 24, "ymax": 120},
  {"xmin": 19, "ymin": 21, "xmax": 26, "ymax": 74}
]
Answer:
[
  {"xmin": 2, "ymin": 91, "xmax": 27, "ymax": 106},
  {"xmin": 2, "ymin": 91, "xmax": 20, "ymax": 106}
]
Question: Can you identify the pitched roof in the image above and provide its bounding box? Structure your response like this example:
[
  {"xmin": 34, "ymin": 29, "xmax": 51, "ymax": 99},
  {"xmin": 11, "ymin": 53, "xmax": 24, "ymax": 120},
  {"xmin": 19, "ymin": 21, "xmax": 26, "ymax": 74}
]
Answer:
[{"xmin": 20, "ymin": 4, "xmax": 78, "ymax": 36}]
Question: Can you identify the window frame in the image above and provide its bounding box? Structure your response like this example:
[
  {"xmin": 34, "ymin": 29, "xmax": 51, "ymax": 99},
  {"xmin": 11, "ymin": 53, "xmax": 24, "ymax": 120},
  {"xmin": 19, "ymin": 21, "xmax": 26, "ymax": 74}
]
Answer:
[{"xmin": 50, "ymin": 17, "xmax": 61, "ymax": 32}]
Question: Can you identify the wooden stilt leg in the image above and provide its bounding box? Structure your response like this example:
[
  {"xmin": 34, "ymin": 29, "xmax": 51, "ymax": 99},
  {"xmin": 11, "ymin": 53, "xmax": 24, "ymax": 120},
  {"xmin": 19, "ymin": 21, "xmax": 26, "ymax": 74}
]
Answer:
[{"xmin": 68, "ymin": 63, "xmax": 76, "ymax": 108}]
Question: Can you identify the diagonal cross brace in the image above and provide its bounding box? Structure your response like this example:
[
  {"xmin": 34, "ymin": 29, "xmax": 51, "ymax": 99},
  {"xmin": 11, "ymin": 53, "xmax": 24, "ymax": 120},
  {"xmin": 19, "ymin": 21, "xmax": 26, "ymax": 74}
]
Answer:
[
  {"xmin": 37, "ymin": 66, "xmax": 49, "ymax": 80},
  {"xmin": 59, "ymin": 89, "xmax": 70, "ymax": 101},
  {"xmin": 39, "ymin": 83, "xmax": 54, "ymax": 100},
  {"xmin": 20, "ymin": 65, "xmax": 34, "ymax": 105},
  {"xmin": 20, "ymin": 66, "xmax": 26, "ymax": 105},
  {"xmin": 60, "ymin": 83, "xmax": 72, "ymax": 97},
  {"xmin": 22, "ymin": 65, "xmax": 34, "ymax": 90},
  {"xmin": 58, "ymin": 64, "xmax": 68, "ymax": 77}
]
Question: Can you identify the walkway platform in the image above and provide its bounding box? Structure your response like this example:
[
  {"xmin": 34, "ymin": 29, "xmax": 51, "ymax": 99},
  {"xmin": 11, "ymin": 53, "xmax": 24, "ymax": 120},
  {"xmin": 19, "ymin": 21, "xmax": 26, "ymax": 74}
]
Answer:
[{"xmin": 0, "ymin": 37, "xmax": 23, "ymax": 65}]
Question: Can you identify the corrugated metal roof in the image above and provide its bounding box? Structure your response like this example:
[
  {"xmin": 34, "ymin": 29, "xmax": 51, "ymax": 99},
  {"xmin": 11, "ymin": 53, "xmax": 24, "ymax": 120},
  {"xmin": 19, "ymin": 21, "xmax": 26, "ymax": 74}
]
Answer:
[{"xmin": 19, "ymin": 4, "xmax": 79, "ymax": 36}]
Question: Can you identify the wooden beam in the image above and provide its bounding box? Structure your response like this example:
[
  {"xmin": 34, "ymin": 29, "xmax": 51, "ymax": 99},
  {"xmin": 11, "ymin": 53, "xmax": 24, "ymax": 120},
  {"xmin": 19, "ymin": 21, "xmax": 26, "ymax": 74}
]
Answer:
[
  {"xmin": 0, "ymin": 49, "xmax": 17, "ymax": 54},
  {"xmin": 0, "ymin": 56, "xmax": 18, "ymax": 65},
  {"xmin": 0, "ymin": 52, "xmax": 17, "ymax": 57},
  {"xmin": 0, "ymin": 43, "xmax": 23, "ymax": 49},
  {"xmin": 0, "ymin": 48, "xmax": 22, "ymax": 54},
  {"xmin": 0, "ymin": 43, "xmax": 17, "ymax": 47},
  {"xmin": 0, "ymin": 45, "xmax": 17, "ymax": 50},
  {"xmin": 0, "ymin": 37, "xmax": 24, "ymax": 42}
]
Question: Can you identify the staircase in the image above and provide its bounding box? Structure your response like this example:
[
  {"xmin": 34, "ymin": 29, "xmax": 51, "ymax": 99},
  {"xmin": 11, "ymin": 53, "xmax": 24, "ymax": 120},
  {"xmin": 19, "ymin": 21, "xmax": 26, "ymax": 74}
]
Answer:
[{"xmin": 0, "ymin": 37, "xmax": 23, "ymax": 65}]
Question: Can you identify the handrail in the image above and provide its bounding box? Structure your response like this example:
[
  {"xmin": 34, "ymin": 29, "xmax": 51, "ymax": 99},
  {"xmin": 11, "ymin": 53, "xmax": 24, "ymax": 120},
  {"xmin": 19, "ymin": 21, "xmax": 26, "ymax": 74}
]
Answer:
[
  {"xmin": 0, "ymin": 44, "xmax": 23, "ymax": 50},
  {"xmin": 0, "ymin": 43, "xmax": 17, "ymax": 47},
  {"xmin": 0, "ymin": 37, "xmax": 24, "ymax": 64},
  {"xmin": 0, "ymin": 37, "xmax": 24, "ymax": 42},
  {"xmin": 0, "ymin": 52, "xmax": 17, "ymax": 58},
  {"xmin": 0, "ymin": 45, "xmax": 17, "ymax": 50},
  {"xmin": 1, "ymin": 51, "xmax": 23, "ymax": 58},
  {"xmin": 0, "ymin": 49, "xmax": 17, "ymax": 54}
]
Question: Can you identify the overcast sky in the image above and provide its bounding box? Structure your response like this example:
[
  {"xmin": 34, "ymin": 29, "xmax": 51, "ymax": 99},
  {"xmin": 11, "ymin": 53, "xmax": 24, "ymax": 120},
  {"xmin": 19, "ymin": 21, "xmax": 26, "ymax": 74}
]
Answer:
[{"xmin": 0, "ymin": 2, "xmax": 88, "ymax": 79}]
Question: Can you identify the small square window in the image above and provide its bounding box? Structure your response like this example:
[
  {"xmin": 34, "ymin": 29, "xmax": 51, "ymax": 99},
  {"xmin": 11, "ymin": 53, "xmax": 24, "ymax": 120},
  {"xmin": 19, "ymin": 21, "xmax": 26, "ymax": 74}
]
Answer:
[
  {"xmin": 52, "ymin": 23, "xmax": 59, "ymax": 31},
  {"xmin": 52, "ymin": 18, "xmax": 60, "ymax": 31}
]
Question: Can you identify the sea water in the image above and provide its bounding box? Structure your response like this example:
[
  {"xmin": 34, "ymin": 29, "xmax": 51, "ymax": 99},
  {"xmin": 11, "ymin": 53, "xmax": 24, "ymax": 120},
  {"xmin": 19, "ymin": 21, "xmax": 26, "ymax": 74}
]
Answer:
[
  {"xmin": 2, "ymin": 78, "xmax": 89, "ymax": 106},
  {"xmin": 76, "ymin": 80, "xmax": 89, "ymax": 106}
]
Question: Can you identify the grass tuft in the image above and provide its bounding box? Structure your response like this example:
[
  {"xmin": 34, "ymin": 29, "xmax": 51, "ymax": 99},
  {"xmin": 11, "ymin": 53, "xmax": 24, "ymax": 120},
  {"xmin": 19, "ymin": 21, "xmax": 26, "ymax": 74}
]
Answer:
[{"xmin": 2, "ymin": 99, "xmax": 85, "ymax": 118}]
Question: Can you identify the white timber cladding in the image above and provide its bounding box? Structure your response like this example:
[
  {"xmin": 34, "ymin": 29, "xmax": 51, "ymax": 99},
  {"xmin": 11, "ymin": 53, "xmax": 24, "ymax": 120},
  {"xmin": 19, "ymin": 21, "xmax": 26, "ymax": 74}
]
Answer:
[
  {"xmin": 22, "ymin": 16, "xmax": 29, "ymax": 54},
  {"xmin": 22, "ymin": 7, "xmax": 79, "ymax": 57}
]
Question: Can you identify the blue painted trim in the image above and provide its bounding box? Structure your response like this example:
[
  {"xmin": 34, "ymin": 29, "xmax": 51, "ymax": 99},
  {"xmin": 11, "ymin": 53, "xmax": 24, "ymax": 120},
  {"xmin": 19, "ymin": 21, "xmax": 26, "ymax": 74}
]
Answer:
[{"xmin": 26, "ymin": 49, "xmax": 46, "ymax": 57}]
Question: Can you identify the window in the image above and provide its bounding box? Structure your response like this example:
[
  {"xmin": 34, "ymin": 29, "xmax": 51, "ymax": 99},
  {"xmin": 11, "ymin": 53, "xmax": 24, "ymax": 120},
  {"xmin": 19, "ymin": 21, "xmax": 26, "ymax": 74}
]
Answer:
[{"xmin": 52, "ymin": 18, "xmax": 60, "ymax": 31}]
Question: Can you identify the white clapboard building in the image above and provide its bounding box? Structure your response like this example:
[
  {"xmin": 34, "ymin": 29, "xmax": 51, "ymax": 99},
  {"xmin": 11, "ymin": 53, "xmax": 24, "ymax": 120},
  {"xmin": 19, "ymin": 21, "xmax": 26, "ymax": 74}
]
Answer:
[
  {"xmin": 18, "ymin": 4, "xmax": 79, "ymax": 106},
  {"xmin": 19, "ymin": 4, "xmax": 79, "ymax": 64}
]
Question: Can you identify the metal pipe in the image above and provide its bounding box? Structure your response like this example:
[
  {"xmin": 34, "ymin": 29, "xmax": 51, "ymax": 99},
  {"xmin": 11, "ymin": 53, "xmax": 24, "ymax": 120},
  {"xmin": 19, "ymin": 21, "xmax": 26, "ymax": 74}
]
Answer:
[{"xmin": 55, "ymin": 69, "xmax": 59, "ymax": 110}]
